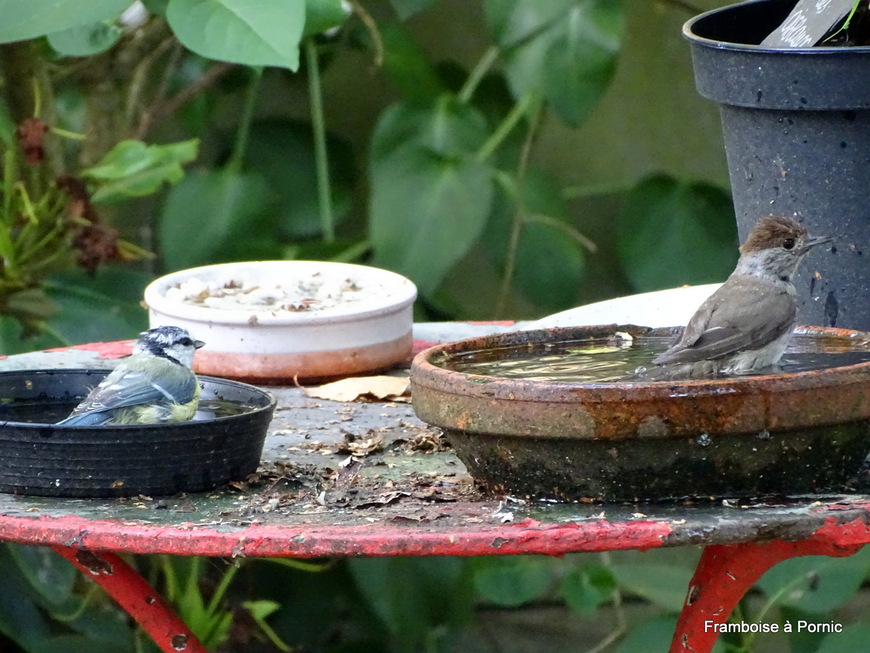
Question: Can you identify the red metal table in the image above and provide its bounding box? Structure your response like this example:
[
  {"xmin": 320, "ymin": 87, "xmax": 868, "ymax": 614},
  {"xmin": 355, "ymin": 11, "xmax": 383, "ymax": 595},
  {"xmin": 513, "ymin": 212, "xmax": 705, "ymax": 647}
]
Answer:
[{"xmin": 1, "ymin": 331, "xmax": 869, "ymax": 653}]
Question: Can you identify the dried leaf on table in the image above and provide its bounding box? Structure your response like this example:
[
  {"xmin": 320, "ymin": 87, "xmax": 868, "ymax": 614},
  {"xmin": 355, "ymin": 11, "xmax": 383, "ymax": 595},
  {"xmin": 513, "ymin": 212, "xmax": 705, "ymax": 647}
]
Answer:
[
  {"xmin": 302, "ymin": 375, "xmax": 410, "ymax": 402},
  {"xmin": 337, "ymin": 430, "xmax": 385, "ymax": 457},
  {"xmin": 355, "ymin": 491, "xmax": 411, "ymax": 509}
]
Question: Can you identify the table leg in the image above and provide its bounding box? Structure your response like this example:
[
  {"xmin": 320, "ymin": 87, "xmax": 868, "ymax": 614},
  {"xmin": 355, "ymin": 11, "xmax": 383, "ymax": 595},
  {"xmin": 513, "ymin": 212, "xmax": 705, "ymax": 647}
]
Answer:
[
  {"xmin": 51, "ymin": 546, "xmax": 207, "ymax": 653},
  {"xmin": 668, "ymin": 538, "xmax": 864, "ymax": 652}
]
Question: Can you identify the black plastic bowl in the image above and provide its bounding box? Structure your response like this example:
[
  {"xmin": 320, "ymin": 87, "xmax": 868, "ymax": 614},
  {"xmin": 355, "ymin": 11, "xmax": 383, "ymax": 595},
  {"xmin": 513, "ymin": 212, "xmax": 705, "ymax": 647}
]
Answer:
[{"xmin": 0, "ymin": 369, "xmax": 276, "ymax": 498}]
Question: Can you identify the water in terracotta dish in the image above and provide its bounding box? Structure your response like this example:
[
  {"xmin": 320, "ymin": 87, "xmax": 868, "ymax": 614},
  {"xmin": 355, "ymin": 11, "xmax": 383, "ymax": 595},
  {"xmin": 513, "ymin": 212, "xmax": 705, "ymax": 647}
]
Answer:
[{"xmin": 410, "ymin": 325, "xmax": 870, "ymax": 502}]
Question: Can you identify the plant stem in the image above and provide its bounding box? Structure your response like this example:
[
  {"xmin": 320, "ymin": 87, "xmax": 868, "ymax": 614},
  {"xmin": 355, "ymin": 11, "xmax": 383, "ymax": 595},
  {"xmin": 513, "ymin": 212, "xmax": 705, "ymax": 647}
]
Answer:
[
  {"xmin": 736, "ymin": 576, "xmax": 799, "ymax": 651},
  {"xmin": 330, "ymin": 239, "xmax": 372, "ymax": 264},
  {"xmin": 525, "ymin": 213, "xmax": 597, "ymax": 253},
  {"xmin": 227, "ymin": 67, "xmax": 263, "ymax": 173},
  {"xmin": 125, "ymin": 34, "xmax": 177, "ymax": 130},
  {"xmin": 0, "ymin": 41, "xmax": 63, "ymax": 177},
  {"xmin": 205, "ymin": 561, "xmax": 240, "ymax": 616},
  {"xmin": 348, "ymin": 0, "xmax": 384, "ymax": 66},
  {"xmin": 476, "ymin": 92, "xmax": 536, "ymax": 163},
  {"xmin": 585, "ymin": 552, "xmax": 627, "ymax": 653},
  {"xmin": 265, "ymin": 557, "xmax": 337, "ymax": 573},
  {"xmin": 35, "ymin": 321, "xmax": 72, "ymax": 347},
  {"xmin": 494, "ymin": 101, "xmax": 543, "ymax": 318},
  {"xmin": 458, "ymin": 45, "xmax": 499, "ymax": 104},
  {"xmin": 306, "ymin": 38, "xmax": 335, "ymax": 244},
  {"xmin": 136, "ymin": 61, "xmax": 235, "ymax": 140}
]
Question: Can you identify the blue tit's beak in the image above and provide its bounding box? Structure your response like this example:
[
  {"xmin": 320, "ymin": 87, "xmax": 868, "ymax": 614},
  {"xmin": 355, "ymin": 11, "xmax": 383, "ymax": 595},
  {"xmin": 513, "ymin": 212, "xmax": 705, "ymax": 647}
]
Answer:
[{"xmin": 195, "ymin": 340, "xmax": 205, "ymax": 349}]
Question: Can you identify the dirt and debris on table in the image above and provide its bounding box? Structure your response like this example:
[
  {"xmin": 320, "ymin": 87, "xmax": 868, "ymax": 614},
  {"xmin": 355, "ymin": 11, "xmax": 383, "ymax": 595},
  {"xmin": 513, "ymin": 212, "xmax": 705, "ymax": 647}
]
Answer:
[{"xmin": 234, "ymin": 383, "xmax": 474, "ymax": 521}]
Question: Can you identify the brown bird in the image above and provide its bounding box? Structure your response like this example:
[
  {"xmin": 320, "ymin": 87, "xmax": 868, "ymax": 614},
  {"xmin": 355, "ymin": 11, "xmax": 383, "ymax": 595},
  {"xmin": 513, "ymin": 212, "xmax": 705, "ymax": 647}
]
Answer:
[{"xmin": 651, "ymin": 216, "xmax": 832, "ymax": 378}]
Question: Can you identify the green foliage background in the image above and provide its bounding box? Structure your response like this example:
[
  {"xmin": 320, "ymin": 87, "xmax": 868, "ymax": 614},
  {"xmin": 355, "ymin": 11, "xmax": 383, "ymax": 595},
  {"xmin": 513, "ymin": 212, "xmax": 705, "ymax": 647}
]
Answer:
[
  {"xmin": 0, "ymin": 0, "xmax": 740, "ymax": 352},
  {"xmin": 1, "ymin": 1, "xmax": 862, "ymax": 652}
]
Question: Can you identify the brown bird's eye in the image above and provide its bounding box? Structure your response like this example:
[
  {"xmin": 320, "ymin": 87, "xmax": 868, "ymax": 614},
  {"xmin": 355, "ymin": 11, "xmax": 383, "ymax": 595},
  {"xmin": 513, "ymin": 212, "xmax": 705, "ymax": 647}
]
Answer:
[{"xmin": 783, "ymin": 238, "xmax": 796, "ymax": 250}]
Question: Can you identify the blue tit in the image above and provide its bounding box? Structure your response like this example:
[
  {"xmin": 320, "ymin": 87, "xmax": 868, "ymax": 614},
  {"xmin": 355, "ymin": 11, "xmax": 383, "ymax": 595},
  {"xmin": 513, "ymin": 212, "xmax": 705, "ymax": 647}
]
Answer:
[{"xmin": 58, "ymin": 326, "xmax": 205, "ymax": 427}]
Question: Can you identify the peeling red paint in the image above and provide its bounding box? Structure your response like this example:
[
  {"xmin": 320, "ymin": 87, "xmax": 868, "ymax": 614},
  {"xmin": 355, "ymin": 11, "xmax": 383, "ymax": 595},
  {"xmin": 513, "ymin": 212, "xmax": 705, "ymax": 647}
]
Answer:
[
  {"xmin": 41, "ymin": 340, "xmax": 134, "ymax": 359},
  {"xmin": 52, "ymin": 546, "xmax": 206, "ymax": 653},
  {"xmin": 0, "ymin": 513, "xmax": 672, "ymax": 559},
  {"xmin": 669, "ymin": 515, "xmax": 869, "ymax": 653},
  {"xmin": 76, "ymin": 549, "xmax": 113, "ymax": 575},
  {"xmin": 66, "ymin": 340, "xmax": 135, "ymax": 358},
  {"xmin": 412, "ymin": 339, "xmax": 438, "ymax": 355}
]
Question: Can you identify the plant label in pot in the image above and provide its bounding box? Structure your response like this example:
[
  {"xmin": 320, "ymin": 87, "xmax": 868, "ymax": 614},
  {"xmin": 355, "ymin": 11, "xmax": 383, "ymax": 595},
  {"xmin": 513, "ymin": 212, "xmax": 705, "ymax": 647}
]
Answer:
[{"xmin": 761, "ymin": 0, "xmax": 855, "ymax": 47}]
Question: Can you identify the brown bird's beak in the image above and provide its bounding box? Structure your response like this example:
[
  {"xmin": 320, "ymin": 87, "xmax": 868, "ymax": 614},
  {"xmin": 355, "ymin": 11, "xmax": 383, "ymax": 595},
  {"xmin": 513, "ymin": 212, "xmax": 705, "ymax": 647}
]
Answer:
[{"xmin": 801, "ymin": 234, "xmax": 833, "ymax": 253}]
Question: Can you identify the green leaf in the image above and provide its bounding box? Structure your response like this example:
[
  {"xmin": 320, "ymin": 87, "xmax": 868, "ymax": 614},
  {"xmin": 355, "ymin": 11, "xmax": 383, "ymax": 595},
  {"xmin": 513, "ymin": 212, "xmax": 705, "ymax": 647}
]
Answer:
[
  {"xmin": 485, "ymin": 0, "xmax": 577, "ymax": 49},
  {"xmin": 242, "ymin": 600, "xmax": 281, "ymax": 621},
  {"xmin": 0, "ymin": 0, "xmax": 130, "ymax": 43},
  {"xmin": 389, "ymin": 0, "xmax": 437, "ymax": 20},
  {"xmin": 471, "ymin": 556, "xmax": 553, "ymax": 607},
  {"xmin": 516, "ymin": 222, "xmax": 585, "ymax": 310},
  {"xmin": 45, "ymin": 266, "xmax": 151, "ymax": 344},
  {"xmin": 47, "ymin": 21, "xmax": 122, "ymax": 56},
  {"xmin": 484, "ymin": 168, "xmax": 585, "ymax": 311},
  {"xmin": 242, "ymin": 119, "xmax": 353, "ymax": 239},
  {"xmin": 0, "ymin": 317, "xmax": 63, "ymax": 354},
  {"xmin": 617, "ymin": 174, "xmax": 737, "ymax": 293},
  {"xmin": 142, "ymin": 0, "xmax": 170, "ymax": 16},
  {"xmin": 610, "ymin": 562, "xmax": 694, "ymax": 612},
  {"xmin": 560, "ymin": 563, "xmax": 616, "ymax": 614},
  {"xmin": 83, "ymin": 139, "xmax": 199, "ymax": 203},
  {"xmin": 615, "ymin": 617, "xmax": 721, "ymax": 653},
  {"xmin": 303, "ymin": 0, "xmax": 348, "ymax": 36},
  {"xmin": 756, "ymin": 549, "xmax": 870, "ymax": 614},
  {"xmin": 19, "ymin": 635, "xmax": 131, "ymax": 653},
  {"xmin": 542, "ymin": 0, "xmax": 623, "ymax": 126},
  {"xmin": 372, "ymin": 97, "xmax": 490, "ymax": 160},
  {"xmin": 616, "ymin": 618, "xmax": 676, "ymax": 653},
  {"xmin": 370, "ymin": 146, "xmax": 492, "ymax": 297},
  {"xmin": 4, "ymin": 288, "xmax": 55, "ymax": 323},
  {"xmin": 370, "ymin": 97, "xmax": 494, "ymax": 297},
  {"xmin": 816, "ymin": 624, "xmax": 870, "ymax": 653},
  {"xmin": 8, "ymin": 545, "xmax": 77, "ymax": 609},
  {"xmin": 0, "ymin": 546, "xmax": 52, "ymax": 648},
  {"xmin": 487, "ymin": 0, "xmax": 624, "ymax": 126},
  {"xmin": 379, "ymin": 23, "xmax": 447, "ymax": 104},
  {"xmin": 3, "ymin": 546, "xmax": 133, "ymax": 650},
  {"xmin": 166, "ymin": 0, "xmax": 305, "ymax": 70},
  {"xmin": 348, "ymin": 557, "xmax": 474, "ymax": 648},
  {"xmin": 159, "ymin": 168, "xmax": 273, "ymax": 270}
]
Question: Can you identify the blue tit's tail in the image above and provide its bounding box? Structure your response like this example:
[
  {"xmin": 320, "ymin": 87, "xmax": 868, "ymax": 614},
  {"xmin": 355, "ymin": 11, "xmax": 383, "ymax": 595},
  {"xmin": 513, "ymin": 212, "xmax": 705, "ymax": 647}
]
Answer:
[{"xmin": 56, "ymin": 411, "xmax": 113, "ymax": 427}]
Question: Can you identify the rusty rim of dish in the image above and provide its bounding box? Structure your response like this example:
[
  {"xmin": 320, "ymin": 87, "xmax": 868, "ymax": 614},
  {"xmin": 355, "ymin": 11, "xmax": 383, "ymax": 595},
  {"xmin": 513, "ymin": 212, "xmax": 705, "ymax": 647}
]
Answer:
[{"xmin": 409, "ymin": 324, "xmax": 870, "ymax": 441}]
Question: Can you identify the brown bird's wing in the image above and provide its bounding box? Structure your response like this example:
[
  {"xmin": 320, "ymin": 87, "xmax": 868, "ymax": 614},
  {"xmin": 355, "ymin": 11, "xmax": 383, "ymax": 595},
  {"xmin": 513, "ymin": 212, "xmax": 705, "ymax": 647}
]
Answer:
[{"xmin": 652, "ymin": 276, "xmax": 796, "ymax": 365}]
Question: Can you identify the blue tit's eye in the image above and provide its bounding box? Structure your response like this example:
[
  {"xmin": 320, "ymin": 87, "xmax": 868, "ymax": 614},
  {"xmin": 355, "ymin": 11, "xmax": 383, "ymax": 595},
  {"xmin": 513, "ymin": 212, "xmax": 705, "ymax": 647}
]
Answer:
[
  {"xmin": 177, "ymin": 337, "xmax": 194, "ymax": 346},
  {"xmin": 783, "ymin": 238, "xmax": 796, "ymax": 250}
]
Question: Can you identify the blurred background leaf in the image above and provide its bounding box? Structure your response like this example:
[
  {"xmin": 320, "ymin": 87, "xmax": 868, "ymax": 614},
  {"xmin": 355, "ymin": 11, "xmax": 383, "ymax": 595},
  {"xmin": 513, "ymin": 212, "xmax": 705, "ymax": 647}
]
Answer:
[
  {"xmin": 0, "ymin": 0, "xmax": 130, "ymax": 42},
  {"xmin": 471, "ymin": 556, "xmax": 553, "ymax": 607},
  {"xmin": 166, "ymin": 0, "xmax": 305, "ymax": 70},
  {"xmin": 617, "ymin": 174, "xmax": 737, "ymax": 292}
]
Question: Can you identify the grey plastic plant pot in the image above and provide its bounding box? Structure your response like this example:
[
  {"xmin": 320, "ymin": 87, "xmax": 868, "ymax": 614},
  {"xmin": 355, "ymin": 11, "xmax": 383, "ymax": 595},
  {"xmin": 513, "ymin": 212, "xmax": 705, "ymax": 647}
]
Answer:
[{"xmin": 684, "ymin": 0, "xmax": 870, "ymax": 330}]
